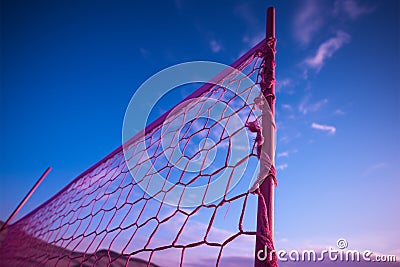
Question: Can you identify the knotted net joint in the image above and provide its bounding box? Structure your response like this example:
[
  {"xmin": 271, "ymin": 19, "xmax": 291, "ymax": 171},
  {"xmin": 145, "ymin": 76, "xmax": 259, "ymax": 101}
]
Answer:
[{"xmin": 245, "ymin": 120, "xmax": 264, "ymax": 160}]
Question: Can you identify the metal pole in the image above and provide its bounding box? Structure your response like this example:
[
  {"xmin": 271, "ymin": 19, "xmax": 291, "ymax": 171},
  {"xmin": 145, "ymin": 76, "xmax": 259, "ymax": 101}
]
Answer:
[
  {"xmin": 264, "ymin": 5, "xmax": 276, "ymax": 240},
  {"xmin": 0, "ymin": 167, "xmax": 52, "ymax": 232},
  {"xmin": 255, "ymin": 7, "xmax": 277, "ymax": 267}
]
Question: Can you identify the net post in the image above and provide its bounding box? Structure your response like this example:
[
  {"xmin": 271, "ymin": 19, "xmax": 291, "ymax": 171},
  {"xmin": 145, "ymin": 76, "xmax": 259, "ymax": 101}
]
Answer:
[
  {"xmin": 0, "ymin": 167, "xmax": 52, "ymax": 232},
  {"xmin": 254, "ymin": 6, "xmax": 277, "ymax": 267}
]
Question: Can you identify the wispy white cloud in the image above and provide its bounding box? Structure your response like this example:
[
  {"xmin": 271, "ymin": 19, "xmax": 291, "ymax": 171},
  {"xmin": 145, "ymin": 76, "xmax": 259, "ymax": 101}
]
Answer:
[
  {"xmin": 174, "ymin": 0, "xmax": 183, "ymax": 14},
  {"xmin": 209, "ymin": 39, "xmax": 223, "ymax": 53},
  {"xmin": 276, "ymin": 78, "xmax": 295, "ymax": 94},
  {"xmin": 334, "ymin": 108, "xmax": 346, "ymax": 115},
  {"xmin": 242, "ymin": 33, "xmax": 264, "ymax": 48},
  {"xmin": 363, "ymin": 162, "xmax": 388, "ymax": 176},
  {"xmin": 233, "ymin": 3, "xmax": 258, "ymax": 29},
  {"xmin": 299, "ymin": 97, "xmax": 328, "ymax": 114},
  {"xmin": 281, "ymin": 104, "xmax": 293, "ymax": 110},
  {"xmin": 139, "ymin": 47, "xmax": 151, "ymax": 59},
  {"xmin": 279, "ymin": 132, "xmax": 302, "ymax": 144},
  {"xmin": 277, "ymin": 151, "xmax": 289, "ymax": 158},
  {"xmin": 234, "ymin": 3, "xmax": 264, "ymax": 57},
  {"xmin": 276, "ymin": 163, "xmax": 288, "ymax": 170},
  {"xmin": 279, "ymin": 78, "xmax": 292, "ymax": 87},
  {"xmin": 311, "ymin": 122, "xmax": 336, "ymax": 134},
  {"xmin": 333, "ymin": 0, "xmax": 375, "ymax": 20},
  {"xmin": 293, "ymin": 0, "xmax": 373, "ymax": 46},
  {"xmin": 239, "ymin": 33, "xmax": 264, "ymax": 57},
  {"xmin": 293, "ymin": 0, "xmax": 325, "ymax": 45},
  {"xmin": 305, "ymin": 31, "xmax": 351, "ymax": 71}
]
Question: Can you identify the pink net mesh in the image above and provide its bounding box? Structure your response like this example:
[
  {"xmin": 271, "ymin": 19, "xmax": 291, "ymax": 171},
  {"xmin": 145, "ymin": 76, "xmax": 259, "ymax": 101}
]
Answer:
[{"xmin": 0, "ymin": 39, "xmax": 274, "ymax": 267}]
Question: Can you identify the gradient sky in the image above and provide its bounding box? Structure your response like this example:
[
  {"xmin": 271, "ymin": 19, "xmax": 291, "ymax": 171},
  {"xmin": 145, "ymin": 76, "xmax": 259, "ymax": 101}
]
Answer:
[{"xmin": 1, "ymin": 0, "xmax": 399, "ymax": 259}]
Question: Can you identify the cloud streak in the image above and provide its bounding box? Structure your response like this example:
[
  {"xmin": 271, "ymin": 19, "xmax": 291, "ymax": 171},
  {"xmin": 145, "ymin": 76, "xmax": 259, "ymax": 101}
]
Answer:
[
  {"xmin": 276, "ymin": 164, "xmax": 288, "ymax": 170},
  {"xmin": 299, "ymin": 97, "xmax": 328, "ymax": 114},
  {"xmin": 239, "ymin": 33, "xmax": 264, "ymax": 57},
  {"xmin": 281, "ymin": 104, "xmax": 293, "ymax": 111},
  {"xmin": 293, "ymin": 0, "xmax": 324, "ymax": 46},
  {"xmin": 233, "ymin": 3, "xmax": 258, "ymax": 29},
  {"xmin": 276, "ymin": 78, "xmax": 295, "ymax": 94},
  {"xmin": 209, "ymin": 40, "xmax": 222, "ymax": 53},
  {"xmin": 311, "ymin": 122, "xmax": 336, "ymax": 134},
  {"xmin": 333, "ymin": 0, "xmax": 376, "ymax": 20},
  {"xmin": 139, "ymin": 47, "xmax": 151, "ymax": 59},
  {"xmin": 363, "ymin": 162, "xmax": 387, "ymax": 176},
  {"xmin": 277, "ymin": 151, "xmax": 289, "ymax": 158},
  {"xmin": 305, "ymin": 31, "xmax": 351, "ymax": 71},
  {"xmin": 334, "ymin": 109, "xmax": 346, "ymax": 115}
]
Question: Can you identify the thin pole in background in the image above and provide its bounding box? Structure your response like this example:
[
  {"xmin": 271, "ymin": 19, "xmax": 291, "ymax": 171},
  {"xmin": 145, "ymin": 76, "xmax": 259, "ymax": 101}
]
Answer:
[{"xmin": 0, "ymin": 167, "xmax": 52, "ymax": 232}]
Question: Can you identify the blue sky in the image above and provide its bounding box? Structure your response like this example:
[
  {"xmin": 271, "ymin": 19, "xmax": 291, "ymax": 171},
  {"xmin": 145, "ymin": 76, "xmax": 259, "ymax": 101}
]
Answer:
[{"xmin": 1, "ymin": 0, "xmax": 399, "ymax": 260}]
